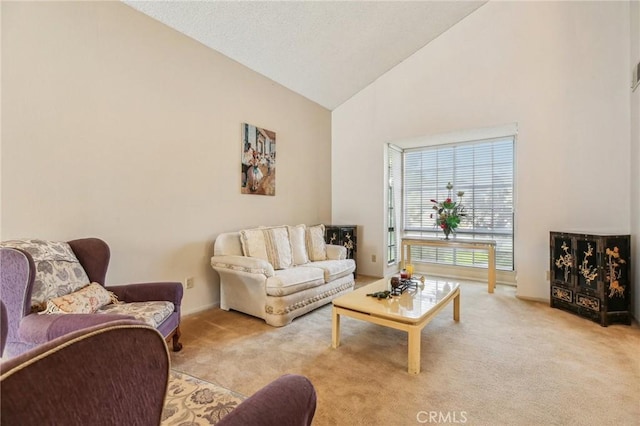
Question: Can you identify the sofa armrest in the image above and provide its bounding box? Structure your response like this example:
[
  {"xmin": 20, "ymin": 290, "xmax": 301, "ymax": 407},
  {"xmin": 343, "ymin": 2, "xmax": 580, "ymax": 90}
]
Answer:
[
  {"xmin": 217, "ymin": 374, "xmax": 316, "ymax": 426},
  {"xmin": 211, "ymin": 255, "xmax": 275, "ymax": 277},
  {"xmin": 326, "ymin": 244, "xmax": 347, "ymax": 260},
  {"xmin": 107, "ymin": 282, "xmax": 183, "ymax": 310},
  {"xmin": 19, "ymin": 313, "xmax": 139, "ymax": 344}
]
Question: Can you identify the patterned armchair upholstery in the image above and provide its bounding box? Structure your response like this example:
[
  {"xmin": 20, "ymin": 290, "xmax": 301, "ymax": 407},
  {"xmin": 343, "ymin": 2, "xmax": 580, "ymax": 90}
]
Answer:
[{"xmin": 0, "ymin": 238, "xmax": 182, "ymax": 357}]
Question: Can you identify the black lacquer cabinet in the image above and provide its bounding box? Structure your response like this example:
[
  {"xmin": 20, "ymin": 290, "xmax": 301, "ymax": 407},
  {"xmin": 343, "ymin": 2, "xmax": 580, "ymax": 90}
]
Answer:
[
  {"xmin": 325, "ymin": 225, "xmax": 357, "ymax": 277},
  {"xmin": 550, "ymin": 231, "xmax": 630, "ymax": 326}
]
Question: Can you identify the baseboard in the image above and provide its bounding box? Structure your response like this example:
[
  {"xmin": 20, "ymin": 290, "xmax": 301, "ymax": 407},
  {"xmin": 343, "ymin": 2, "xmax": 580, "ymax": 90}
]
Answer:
[
  {"xmin": 515, "ymin": 294, "xmax": 548, "ymax": 304},
  {"xmin": 182, "ymin": 302, "xmax": 220, "ymax": 317}
]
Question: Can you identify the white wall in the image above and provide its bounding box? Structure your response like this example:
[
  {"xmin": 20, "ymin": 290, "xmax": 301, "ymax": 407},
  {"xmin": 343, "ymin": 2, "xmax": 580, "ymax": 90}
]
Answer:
[
  {"xmin": 332, "ymin": 1, "xmax": 632, "ymax": 303},
  {"xmin": 1, "ymin": 2, "xmax": 332, "ymax": 315},
  {"xmin": 630, "ymin": 0, "xmax": 640, "ymax": 318}
]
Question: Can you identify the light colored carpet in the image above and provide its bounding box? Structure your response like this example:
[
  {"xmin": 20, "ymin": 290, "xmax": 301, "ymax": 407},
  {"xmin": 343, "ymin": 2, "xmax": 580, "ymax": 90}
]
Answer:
[{"xmin": 170, "ymin": 277, "xmax": 640, "ymax": 426}]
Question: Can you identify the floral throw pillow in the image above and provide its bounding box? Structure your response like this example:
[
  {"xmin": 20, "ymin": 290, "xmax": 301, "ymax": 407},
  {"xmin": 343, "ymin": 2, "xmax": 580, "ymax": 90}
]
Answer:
[
  {"xmin": 0, "ymin": 239, "xmax": 90, "ymax": 312},
  {"xmin": 40, "ymin": 283, "xmax": 118, "ymax": 314}
]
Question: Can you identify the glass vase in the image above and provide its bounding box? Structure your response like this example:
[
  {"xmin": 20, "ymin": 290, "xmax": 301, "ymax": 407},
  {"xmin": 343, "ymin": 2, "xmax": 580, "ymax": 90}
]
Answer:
[{"xmin": 443, "ymin": 228, "xmax": 452, "ymax": 240}]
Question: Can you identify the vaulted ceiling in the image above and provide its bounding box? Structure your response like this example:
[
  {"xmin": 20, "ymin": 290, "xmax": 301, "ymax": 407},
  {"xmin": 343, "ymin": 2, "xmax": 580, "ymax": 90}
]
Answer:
[{"xmin": 123, "ymin": 1, "xmax": 487, "ymax": 110}]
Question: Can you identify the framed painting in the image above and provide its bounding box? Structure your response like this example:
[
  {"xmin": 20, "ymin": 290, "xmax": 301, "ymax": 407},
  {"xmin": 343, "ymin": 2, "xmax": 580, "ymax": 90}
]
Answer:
[{"xmin": 241, "ymin": 123, "xmax": 276, "ymax": 196}]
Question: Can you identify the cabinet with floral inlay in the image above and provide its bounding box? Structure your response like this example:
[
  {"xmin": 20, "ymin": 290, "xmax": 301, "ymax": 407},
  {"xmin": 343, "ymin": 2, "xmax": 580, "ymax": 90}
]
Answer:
[
  {"xmin": 550, "ymin": 231, "xmax": 631, "ymax": 326},
  {"xmin": 324, "ymin": 225, "xmax": 357, "ymax": 277}
]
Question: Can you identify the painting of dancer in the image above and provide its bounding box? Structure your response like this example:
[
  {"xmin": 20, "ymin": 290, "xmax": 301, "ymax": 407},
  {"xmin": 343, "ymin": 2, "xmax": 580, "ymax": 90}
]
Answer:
[{"xmin": 241, "ymin": 123, "xmax": 276, "ymax": 196}]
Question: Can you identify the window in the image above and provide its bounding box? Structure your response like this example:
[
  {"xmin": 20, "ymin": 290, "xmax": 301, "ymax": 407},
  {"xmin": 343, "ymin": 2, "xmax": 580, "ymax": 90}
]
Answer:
[
  {"xmin": 387, "ymin": 146, "xmax": 402, "ymax": 265},
  {"xmin": 388, "ymin": 136, "xmax": 515, "ymax": 271}
]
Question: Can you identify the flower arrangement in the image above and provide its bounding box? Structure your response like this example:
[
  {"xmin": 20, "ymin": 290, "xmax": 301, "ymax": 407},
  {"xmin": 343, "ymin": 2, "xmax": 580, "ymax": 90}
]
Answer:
[{"xmin": 430, "ymin": 182, "xmax": 466, "ymax": 239}]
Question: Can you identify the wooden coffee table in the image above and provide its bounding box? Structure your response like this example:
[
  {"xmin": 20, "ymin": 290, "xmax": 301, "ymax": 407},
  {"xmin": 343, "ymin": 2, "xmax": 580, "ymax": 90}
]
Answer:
[{"xmin": 331, "ymin": 277, "xmax": 460, "ymax": 374}]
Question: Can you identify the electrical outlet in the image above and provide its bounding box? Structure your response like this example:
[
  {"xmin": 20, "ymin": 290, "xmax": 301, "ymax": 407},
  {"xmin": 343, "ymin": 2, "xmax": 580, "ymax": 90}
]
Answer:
[
  {"xmin": 185, "ymin": 277, "xmax": 195, "ymax": 289},
  {"xmin": 371, "ymin": 254, "xmax": 376, "ymax": 263},
  {"xmin": 545, "ymin": 270, "xmax": 550, "ymax": 281}
]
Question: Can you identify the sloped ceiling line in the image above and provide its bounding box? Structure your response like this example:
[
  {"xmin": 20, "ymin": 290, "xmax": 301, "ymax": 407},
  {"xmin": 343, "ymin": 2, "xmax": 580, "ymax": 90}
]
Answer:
[{"xmin": 123, "ymin": 1, "xmax": 487, "ymax": 110}]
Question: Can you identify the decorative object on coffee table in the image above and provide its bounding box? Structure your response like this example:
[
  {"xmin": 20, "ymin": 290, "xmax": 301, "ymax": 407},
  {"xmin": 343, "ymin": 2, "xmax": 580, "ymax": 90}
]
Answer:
[
  {"xmin": 390, "ymin": 276, "xmax": 401, "ymax": 288},
  {"xmin": 405, "ymin": 263, "xmax": 414, "ymax": 278},
  {"xmin": 430, "ymin": 182, "xmax": 465, "ymax": 239},
  {"xmin": 549, "ymin": 231, "xmax": 631, "ymax": 326},
  {"xmin": 366, "ymin": 290, "xmax": 391, "ymax": 299},
  {"xmin": 389, "ymin": 278, "xmax": 422, "ymax": 296}
]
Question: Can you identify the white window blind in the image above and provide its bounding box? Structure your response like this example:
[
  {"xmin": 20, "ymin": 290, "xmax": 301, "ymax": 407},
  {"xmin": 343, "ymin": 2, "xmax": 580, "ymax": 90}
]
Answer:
[{"xmin": 402, "ymin": 136, "xmax": 514, "ymax": 270}]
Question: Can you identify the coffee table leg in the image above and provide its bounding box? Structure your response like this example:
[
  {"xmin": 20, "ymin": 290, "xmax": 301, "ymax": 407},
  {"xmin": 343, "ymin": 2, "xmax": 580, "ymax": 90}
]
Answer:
[
  {"xmin": 407, "ymin": 327, "xmax": 421, "ymax": 375},
  {"xmin": 332, "ymin": 306, "xmax": 341, "ymax": 348},
  {"xmin": 453, "ymin": 290, "xmax": 460, "ymax": 321}
]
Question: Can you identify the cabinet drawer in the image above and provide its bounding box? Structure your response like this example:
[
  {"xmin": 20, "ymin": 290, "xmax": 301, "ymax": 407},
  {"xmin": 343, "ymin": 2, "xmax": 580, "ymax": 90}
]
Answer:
[
  {"xmin": 575, "ymin": 293, "xmax": 600, "ymax": 312},
  {"xmin": 551, "ymin": 286, "xmax": 572, "ymax": 303}
]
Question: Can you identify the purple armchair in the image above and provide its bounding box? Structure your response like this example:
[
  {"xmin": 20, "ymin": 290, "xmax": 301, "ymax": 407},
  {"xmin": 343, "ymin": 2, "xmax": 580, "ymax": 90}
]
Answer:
[
  {"xmin": 217, "ymin": 374, "xmax": 317, "ymax": 426},
  {"xmin": 0, "ymin": 238, "xmax": 182, "ymax": 358},
  {"xmin": 1, "ymin": 321, "xmax": 171, "ymax": 425},
  {"xmin": 1, "ymin": 300, "xmax": 7, "ymax": 355},
  {"xmin": 1, "ymin": 321, "xmax": 317, "ymax": 426}
]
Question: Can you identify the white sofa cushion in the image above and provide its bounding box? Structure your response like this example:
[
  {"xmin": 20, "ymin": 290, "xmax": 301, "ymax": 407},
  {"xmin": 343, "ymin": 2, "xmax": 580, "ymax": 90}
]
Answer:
[
  {"xmin": 300, "ymin": 259, "xmax": 355, "ymax": 282},
  {"xmin": 287, "ymin": 224, "xmax": 310, "ymax": 266},
  {"xmin": 240, "ymin": 226, "xmax": 293, "ymax": 270},
  {"xmin": 266, "ymin": 267, "xmax": 325, "ymax": 297},
  {"xmin": 306, "ymin": 224, "xmax": 327, "ymax": 261}
]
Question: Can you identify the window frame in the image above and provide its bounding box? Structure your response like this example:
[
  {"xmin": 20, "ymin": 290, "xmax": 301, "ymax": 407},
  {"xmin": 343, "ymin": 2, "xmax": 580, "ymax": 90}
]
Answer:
[{"xmin": 386, "ymin": 126, "xmax": 517, "ymax": 273}]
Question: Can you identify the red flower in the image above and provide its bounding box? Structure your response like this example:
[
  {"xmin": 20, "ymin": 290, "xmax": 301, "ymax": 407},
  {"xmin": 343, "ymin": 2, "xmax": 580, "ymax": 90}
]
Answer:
[{"xmin": 430, "ymin": 182, "xmax": 465, "ymax": 237}]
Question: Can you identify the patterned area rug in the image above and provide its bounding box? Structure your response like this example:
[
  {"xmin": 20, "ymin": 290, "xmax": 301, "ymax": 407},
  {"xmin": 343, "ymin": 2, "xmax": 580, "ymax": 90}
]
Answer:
[{"xmin": 162, "ymin": 370, "xmax": 245, "ymax": 425}]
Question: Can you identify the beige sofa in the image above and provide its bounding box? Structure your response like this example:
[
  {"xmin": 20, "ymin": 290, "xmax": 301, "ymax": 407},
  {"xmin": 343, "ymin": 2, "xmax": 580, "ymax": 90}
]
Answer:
[{"xmin": 210, "ymin": 224, "xmax": 355, "ymax": 326}]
